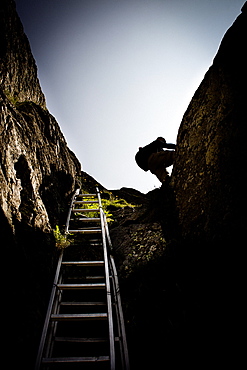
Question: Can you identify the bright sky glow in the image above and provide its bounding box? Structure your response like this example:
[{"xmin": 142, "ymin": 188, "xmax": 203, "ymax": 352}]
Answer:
[{"xmin": 15, "ymin": 0, "xmax": 244, "ymax": 192}]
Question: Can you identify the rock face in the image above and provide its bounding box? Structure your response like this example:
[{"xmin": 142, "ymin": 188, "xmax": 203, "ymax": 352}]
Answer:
[
  {"xmin": 0, "ymin": 0, "xmax": 46, "ymax": 107},
  {"xmin": 0, "ymin": 1, "xmax": 81, "ymax": 366},
  {"xmin": 0, "ymin": 93, "xmax": 81, "ymax": 232},
  {"xmin": 0, "ymin": 0, "xmax": 81, "ymax": 233},
  {"xmin": 0, "ymin": 0, "xmax": 81, "ymax": 231},
  {"xmin": 169, "ymin": 3, "xmax": 247, "ymax": 366},
  {"xmin": 172, "ymin": 3, "xmax": 247, "ymax": 246}
]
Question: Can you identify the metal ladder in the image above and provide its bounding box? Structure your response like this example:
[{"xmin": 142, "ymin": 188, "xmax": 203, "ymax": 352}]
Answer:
[{"xmin": 35, "ymin": 188, "xmax": 130, "ymax": 369}]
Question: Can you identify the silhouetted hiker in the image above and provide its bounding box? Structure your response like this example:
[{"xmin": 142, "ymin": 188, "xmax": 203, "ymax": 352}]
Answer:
[{"xmin": 135, "ymin": 137, "xmax": 176, "ymax": 182}]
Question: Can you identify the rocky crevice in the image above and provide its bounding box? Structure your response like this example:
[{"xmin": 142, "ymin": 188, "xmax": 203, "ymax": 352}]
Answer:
[{"xmin": 1, "ymin": 1, "xmax": 246, "ymax": 368}]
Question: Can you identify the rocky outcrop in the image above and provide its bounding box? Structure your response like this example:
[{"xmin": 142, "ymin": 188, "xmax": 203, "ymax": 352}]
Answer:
[
  {"xmin": 0, "ymin": 0, "xmax": 81, "ymax": 233},
  {"xmin": 0, "ymin": 0, "xmax": 46, "ymax": 107},
  {"xmin": 0, "ymin": 1, "xmax": 81, "ymax": 367},
  {"xmin": 0, "ymin": 92, "xmax": 81, "ymax": 233}
]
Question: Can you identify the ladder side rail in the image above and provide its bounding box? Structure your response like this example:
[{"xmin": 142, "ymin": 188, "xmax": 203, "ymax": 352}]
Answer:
[
  {"xmin": 44, "ymin": 272, "xmax": 63, "ymax": 359},
  {"xmin": 35, "ymin": 251, "xmax": 64, "ymax": 370},
  {"xmin": 103, "ymin": 211, "xmax": 114, "ymax": 252},
  {"xmin": 65, "ymin": 188, "xmax": 80, "ymax": 233},
  {"xmin": 101, "ymin": 220, "xmax": 116, "ymax": 370},
  {"xmin": 102, "ymin": 211, "xmax": 127, "ymax": 368},
  {"xmin": 109, "ymin": 255, "xmax": 130, "ymax": 370},
  {"xmin": 96, "ymin": 188, "xmax": 116, "ymax": 370},
  {"xmin": 109, "ymin": 258, "xmax": 126, "ymax": 370},
  {"xmin": 102, "ymin": 208, "xmax": 130, "ymax": 369},
  {"xmin": 44, "ymin": 190, "xmax": 80, "ymax": 359}
]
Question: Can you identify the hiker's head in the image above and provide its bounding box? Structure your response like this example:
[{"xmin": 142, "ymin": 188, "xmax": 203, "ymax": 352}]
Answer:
[{"xmin": 157, "ymin": 137, "xmax": 166, "ymax": 144}]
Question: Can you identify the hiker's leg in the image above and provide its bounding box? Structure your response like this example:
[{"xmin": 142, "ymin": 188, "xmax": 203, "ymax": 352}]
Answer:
[
  {"xmin": 153, "ymin": 167, "xmax": 169, "ymax": 182},
  {"xmin": 148, "ymin": 152, "xmax": 167, "ymax": 172},
  {"xmin": 163, "ymin": 150, "xmax": 175, "ymax": 167},
  {"xmin": 148, "ymin": 152, "xmax": 169, "ymax": 182}
]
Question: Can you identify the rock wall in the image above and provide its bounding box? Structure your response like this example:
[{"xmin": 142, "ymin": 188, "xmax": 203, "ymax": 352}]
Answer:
[
  {"xmin": 0, "ymin": 1, "xmax": 81, "ymax": 367},
  {"xmin": 172, "ymin": 3, "xmax": 247, "ymax": 246},
  {"xmin": 0, "ymin": 0, "xmax": 81, "ymax": 233},
  {"xmin": 169, "ymin": 3, "xmax": 247, "ymax": 366},
  {"xmin": 0, "ymin": 0, "xmax": 46, "ymax": 107}
]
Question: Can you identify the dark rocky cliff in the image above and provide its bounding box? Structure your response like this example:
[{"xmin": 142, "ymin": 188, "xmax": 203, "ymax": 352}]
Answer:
[
  {"xmin": 0, "ymin": 1, "xmax": 81, "ymax": 366},
  {"xmin": 0, "ymin": 0, "xmax": 46, "ymax": 107},
  {"xmin": 172, "ymin": 2, "xmax": 247, "ymax": 246},
  {"xmin": 168, "ymin": 4, "xmax": 247, "ymax": 365}
]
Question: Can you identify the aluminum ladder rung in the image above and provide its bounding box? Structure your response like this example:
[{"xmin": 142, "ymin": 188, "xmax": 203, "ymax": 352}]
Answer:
[
  {"xmin": 67, "ymin": 275, "xmax": 105, "ymax": 280},
  {"xmin": 68, "ymin": 229, "xmax": 101, "ymax": 234},
  {"xmin": 54, "ymin": 337, "xmax": 108, "ymax": 343},
  {"xmin": 60, "ymin": 301, "xmax": 106, "ymax": 306},
  {"xmin": 75, "ymin": 194, "xmax": 97, "ymax": 198},
  {"xmin": 62, "ymin": 261, "xmax": 104, "ymax": 266},
  {"xmin": 51, "ymin": 313, "xmax": 108, "ymax": 321},
  {"xmin": 72, "ymin": 208, "xmax": 100, "ymax": 213},
  {"xmin": 74, "ymin": 200, "xmax": 98, "ymax": 204},
  {"xmin": 77, "ymin": 217, "xmax": 101, "ymax": 222},
  {"xmin": 57, "ymin": 283, "xmax": 105, "ymax": 290},
  {"xmin": 42, "ymin": 356, "xmax": 110, "ymax": 364},
  {"xmin": 70, "ymin": 218, "xmax": 100, "ymax": 222}
]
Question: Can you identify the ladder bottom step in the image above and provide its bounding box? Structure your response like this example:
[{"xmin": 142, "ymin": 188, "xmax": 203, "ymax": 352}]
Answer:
[
  {"xmin": 57, "ymin": 283, "xmax": 105, "ymax": 290},
  {"xmin": 42, "ymin": 356, "xmax": 110, "ymax": 364},
  {"xmin": 62, "ymin": 261, "xmax": 104, "ymax": 266}
]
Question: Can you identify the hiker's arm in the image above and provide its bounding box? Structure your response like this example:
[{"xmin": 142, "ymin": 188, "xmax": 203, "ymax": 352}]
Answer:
[{"xmin": 164, "ymin": 143, "xmax": 176, "ymax": 149}]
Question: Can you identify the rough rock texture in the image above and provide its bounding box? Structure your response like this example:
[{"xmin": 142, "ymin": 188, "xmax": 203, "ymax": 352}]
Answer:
[
  {"xmin": 0, "ymin": 93, "xmax": 81, "ymax": 232},
  {"xmin": 0, "ymin": 1, "xmax": 81, "ymax": 367},
  {"xmin": 110, "ymin": 189, "xmax": 166, "ymax": 279},
  {"xmin": 172, "ymin": 3, "xmax": 247, "ymax": 246},
  {"xmin": 109, "ymin": 186, "xmax": 182, "ymax": 369},
  {"xmin": 0, "ymin": 0, "xmax": 46, "ymax": 107},
  {"xmin": 0, "ymin": 0, "xmax": 81, "ymax": 233},
  {"xmin": 169, "ymin": 3, "xmax": 247, "ymax": 366}
]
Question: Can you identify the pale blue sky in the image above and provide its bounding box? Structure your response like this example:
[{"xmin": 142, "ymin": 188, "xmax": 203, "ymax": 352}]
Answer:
[{"xmin": 15, "ymin": 0, "xmax": 244, "ymax": 192}]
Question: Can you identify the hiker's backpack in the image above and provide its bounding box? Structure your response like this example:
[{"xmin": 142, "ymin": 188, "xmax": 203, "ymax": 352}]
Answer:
[{"xmin": 135, "ymin": 147, "xmax": 150, "ymax": 171}]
